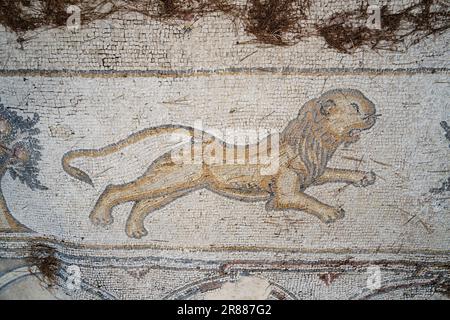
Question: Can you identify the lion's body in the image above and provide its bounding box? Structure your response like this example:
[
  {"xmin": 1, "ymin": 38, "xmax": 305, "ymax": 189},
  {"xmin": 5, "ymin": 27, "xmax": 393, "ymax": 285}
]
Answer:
[{"xmin": 62, "ymin": 89, "xmax": 379, "ymax": 238}]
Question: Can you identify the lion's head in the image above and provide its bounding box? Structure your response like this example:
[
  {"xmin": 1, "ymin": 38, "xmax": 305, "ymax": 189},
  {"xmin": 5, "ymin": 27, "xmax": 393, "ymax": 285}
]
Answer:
[
  {"xmin": 315, "ymin": 89, "xmax": 378, "ymax": 144},
  {"xmin": 282, "ymin": 89, "xmax": 378, "ymax": 179}
]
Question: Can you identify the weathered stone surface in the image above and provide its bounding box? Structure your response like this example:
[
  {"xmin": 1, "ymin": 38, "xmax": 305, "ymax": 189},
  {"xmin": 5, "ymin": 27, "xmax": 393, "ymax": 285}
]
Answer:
[{"xmin": 0, "ymin": 0, "xmax": 448, "ymax": 300}]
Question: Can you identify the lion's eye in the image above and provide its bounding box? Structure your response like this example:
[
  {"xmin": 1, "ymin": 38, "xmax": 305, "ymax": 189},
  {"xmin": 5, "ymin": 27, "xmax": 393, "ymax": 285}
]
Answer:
[{"xmin": 351, "ymin": 103, "xmax": 360, "ymax": 113}]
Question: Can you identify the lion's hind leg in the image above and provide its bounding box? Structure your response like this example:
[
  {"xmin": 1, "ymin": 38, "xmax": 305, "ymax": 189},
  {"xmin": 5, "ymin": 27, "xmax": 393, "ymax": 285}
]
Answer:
[
  {"xmin": 89, "ymin": 159, "xmax": 204, "ymax": 228},
  {"xmin": 126, "ymin": 190, "xmax": 190, "ymax": 239},
  {"xmin": 89, "ymin": 184, "xmax": 118, "ymax": 226}
]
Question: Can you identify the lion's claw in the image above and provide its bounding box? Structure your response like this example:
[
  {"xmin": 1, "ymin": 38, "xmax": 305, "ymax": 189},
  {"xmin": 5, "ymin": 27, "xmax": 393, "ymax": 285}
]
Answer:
[
  {"xmin": 126, "ymin": 225, "xmax": 148, "ymax": 239},
  {"xmin": 354, "ymin": 170, "xmax": 376, "ymax": 187},
  {"xmin": 319, "ymin": 207, "xmax": 345, "ymax": 224},
  {"xmin": 89, "ymin": 210, "xmax": 114, "ymax": 226}
]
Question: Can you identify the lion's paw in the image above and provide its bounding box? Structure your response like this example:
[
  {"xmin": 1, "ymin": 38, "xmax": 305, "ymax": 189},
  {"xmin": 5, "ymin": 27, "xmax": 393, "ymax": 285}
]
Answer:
[
  {"xmin": 126, "ymin": 224, "xmax": 148, "ymax": 239},
  {"xmin": 89, "ymin": 210, "xmax": 114, "ymax": 226},
  {"xmin": 319, "ymin": 207, "xmax": 345, "ymax": 224},
  {"xmin": 353, "ymin": 171, "xmax": 376, "ymax": 187}
]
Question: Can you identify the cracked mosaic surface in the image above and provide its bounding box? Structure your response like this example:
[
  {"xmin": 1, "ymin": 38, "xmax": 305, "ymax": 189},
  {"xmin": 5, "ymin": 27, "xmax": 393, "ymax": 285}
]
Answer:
[{"xmin": 0, "ymin": 0, "xmax": 448, "ymax": 300}]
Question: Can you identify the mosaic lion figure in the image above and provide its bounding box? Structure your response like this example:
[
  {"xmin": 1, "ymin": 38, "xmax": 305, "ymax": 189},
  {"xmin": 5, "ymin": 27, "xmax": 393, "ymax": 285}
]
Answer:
[{"xmin": 63, "ymin": 88, "xmax": 379, "ymax": 238}]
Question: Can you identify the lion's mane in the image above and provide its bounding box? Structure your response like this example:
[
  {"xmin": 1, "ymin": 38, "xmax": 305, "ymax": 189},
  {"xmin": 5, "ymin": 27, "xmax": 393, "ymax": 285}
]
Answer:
[{"xmin": 281, "ymin": 100, "xmax": 341, "ymax": 184}]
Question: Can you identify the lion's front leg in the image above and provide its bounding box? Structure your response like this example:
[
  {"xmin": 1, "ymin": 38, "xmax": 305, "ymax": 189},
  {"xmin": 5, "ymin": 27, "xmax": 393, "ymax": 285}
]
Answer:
[
  {"xmin": 267, "ymin": 169, "xmax": 344, "ymax": 223},
  {"xmin": 314, "ymin": 168, "xmax": 376, "ymax": 187},
  {"xmin": 267, "ymin": 192, "xmax": 345, "ymax": 223}
]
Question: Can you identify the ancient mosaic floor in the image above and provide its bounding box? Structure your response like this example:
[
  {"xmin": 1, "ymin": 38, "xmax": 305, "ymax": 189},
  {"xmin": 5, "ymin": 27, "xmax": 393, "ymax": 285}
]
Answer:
[{"xmin": 0, "ymin": 0, "xmax": 449, "ymax": 300}]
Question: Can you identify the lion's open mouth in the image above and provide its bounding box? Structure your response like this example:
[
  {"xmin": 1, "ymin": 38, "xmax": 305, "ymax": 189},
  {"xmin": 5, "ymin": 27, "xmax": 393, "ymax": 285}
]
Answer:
[{"xmin": 349, "ymin": 114, "xmax": 379, "ymax": 137}]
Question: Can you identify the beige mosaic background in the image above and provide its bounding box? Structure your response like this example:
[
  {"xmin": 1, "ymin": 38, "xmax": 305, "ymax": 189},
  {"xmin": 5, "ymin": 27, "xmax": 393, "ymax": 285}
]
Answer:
[{"xmin": 0, "ymin": 0, "xmax": 448, "ymax": 299}]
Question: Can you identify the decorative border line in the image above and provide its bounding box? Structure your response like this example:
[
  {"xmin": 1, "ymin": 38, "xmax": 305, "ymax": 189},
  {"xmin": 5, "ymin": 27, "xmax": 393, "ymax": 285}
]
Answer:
[
  {"xmin": 2, "ymin": 258, "xmax": 445, "ymax": 300},
  {"xmin": 0, "ymin": 233, "xmax": 449, "ymax": 258},
  {"xmin": 1, "ymin": 248, "xmax": 449, "ymax": 273},
  {"xmin": 0, "ymin": 67, "xmax": 449, "ymax": 78},
  {"xmin": 163, "ymin": 274, "xmax": 298, "ymax": 300},
  {"xmin": 350, "ymin": 276, "xmax": 446, "ymax": 300},
  {"xmin": 1, "ymin": 236, "xmax": 448, "ymax": 300}
]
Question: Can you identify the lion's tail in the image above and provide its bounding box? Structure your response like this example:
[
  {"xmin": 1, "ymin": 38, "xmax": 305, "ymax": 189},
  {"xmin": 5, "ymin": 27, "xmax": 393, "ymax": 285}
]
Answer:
[{"xmin": 62, "ymin": 124, "xmax": 195, "ymax": 187}]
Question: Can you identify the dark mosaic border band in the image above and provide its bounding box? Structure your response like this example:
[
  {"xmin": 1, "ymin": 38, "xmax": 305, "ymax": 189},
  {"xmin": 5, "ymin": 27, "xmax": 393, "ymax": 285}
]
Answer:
[{"xmin": 0, "ymin": 67, "xmax": 449, "ymax": 78}]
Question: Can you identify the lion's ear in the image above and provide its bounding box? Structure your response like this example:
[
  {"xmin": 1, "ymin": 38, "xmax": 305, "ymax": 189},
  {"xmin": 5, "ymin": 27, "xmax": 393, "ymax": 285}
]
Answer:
[{"xmin": 319, "ymin": 99, "xmax": 336, "ymax": 116}]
